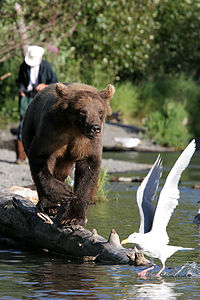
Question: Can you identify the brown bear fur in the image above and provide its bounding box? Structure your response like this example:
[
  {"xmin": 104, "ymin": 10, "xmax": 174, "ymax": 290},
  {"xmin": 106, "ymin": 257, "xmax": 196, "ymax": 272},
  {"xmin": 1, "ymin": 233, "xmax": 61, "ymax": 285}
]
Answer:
[{"xmin": 22, "ymin": 82, "xmax": 115, "ymax": 226}]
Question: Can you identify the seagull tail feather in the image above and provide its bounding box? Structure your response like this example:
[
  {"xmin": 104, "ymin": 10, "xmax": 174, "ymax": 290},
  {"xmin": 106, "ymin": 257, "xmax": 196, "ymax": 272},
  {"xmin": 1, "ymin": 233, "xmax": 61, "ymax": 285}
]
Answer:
[{"xmin": 179, "ymin": 247, "xmax": 194, "ymax": 251}]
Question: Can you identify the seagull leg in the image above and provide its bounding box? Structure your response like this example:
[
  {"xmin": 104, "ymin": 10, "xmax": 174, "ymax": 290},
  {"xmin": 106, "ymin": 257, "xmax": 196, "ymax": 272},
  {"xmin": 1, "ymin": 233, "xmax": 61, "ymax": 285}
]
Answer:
[
  {"xmin": 155, "ymin": 264, "xmax": 165, "ymax": 277},
  {"xmin": 138, "ymin": 265, "xmax": 155, "ymax": 278}
]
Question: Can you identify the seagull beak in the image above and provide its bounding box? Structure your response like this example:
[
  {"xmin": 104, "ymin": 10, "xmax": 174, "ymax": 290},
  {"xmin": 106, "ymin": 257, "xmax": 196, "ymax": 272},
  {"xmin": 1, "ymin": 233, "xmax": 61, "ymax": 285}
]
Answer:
[{"xmin": 121, "ymin": 239, "xmax": 128, "ymax": 245}]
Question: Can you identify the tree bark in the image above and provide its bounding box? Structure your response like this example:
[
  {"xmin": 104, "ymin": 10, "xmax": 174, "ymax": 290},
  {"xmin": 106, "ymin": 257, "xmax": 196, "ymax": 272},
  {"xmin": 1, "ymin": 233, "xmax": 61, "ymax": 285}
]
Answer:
[
  {"xmin": 15, "ymin": 3, "xmax": 29, "ymax": 56},
  {"xmin": 0, "ymin": 192, "xmax": 150, "ymax": 265}
]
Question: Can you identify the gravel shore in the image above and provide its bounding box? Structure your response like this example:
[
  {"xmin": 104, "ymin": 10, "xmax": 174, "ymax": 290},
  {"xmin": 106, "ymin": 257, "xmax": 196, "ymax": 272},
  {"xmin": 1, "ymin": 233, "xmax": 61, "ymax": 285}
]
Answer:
[
  {"xmin": 0, "ymin": 148, "xmax": 151, "ymax": 193},
  {"xmin": 0, "ymin": 122, "xmax": 165, "ymax": 192},
  {"xmin": 0, "ymin": 149, "xmax": 32, "ymax": 192}
]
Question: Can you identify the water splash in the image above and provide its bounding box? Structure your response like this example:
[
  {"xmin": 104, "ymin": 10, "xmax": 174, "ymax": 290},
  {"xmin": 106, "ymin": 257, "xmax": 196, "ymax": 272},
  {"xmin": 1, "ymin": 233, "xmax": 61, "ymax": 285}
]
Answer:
[{"xmin": 171, "ymin": 262, "xmax": 200, "ymax": 277}]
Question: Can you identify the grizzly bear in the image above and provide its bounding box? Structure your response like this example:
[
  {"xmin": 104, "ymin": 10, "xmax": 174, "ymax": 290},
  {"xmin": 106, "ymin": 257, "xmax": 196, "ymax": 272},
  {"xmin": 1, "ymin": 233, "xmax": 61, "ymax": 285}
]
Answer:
[{"xmin": 22, "ymin": 82, "xmax": 115, "ymax": 226}]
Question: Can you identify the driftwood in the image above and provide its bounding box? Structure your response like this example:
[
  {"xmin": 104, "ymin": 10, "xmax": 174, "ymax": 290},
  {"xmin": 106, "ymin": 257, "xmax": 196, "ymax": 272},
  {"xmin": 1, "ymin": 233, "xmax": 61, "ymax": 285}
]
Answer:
[{"xmin": 0, "ymin": 192, "xmax": 150, "ymax": 265}]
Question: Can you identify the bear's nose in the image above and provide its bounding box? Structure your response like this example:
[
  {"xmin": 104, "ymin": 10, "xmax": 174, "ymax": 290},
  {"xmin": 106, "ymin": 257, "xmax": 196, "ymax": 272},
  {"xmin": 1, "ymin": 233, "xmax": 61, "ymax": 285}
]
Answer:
[{"xmin": 91, "ymin": 124, "xmax": 101, "ymax": 134}]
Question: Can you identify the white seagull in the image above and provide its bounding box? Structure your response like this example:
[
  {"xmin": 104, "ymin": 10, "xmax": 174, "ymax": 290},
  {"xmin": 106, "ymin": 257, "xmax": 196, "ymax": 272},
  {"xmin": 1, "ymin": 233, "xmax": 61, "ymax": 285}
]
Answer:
[
  {"xmin": 121, "ymin": 139, "xmax": 196, "ymax": 277},
  {"xmin": 114, "ymin": 137, "xmax": 141, "ymax": 148}
]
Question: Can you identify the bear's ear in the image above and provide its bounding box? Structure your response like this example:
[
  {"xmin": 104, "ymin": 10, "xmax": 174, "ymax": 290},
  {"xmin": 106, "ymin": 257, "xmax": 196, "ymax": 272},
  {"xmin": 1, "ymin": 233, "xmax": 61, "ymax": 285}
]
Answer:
[
  {"xmin": 99, "ymin": 84, "xmax": 115, "ymax": 101},
  {"xmin": 99, "ymin": 84, "xmax": 115, "ymax": 116},
  {"xmin": 54, "ymin": 82, "xmax": 70, "ymax": 109}
]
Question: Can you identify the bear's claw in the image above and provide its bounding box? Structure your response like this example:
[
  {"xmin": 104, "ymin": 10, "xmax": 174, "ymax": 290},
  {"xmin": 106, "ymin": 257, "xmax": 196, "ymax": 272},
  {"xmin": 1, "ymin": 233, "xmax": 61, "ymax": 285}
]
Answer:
[{"xmin": 59, "ymin": 216, "xmax": 86, "ymax": 227}]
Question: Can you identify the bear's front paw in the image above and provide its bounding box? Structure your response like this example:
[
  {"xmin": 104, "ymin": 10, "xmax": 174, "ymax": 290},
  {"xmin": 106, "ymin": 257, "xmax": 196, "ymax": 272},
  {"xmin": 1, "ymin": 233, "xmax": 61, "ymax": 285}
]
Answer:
[
  {"xmin": 44, "ymin": 207, "xmax": 58, "ymax": 217},
  {"xmin": 56, "ymin": 199, "xmax": 87, "ymax": 227},
  {"xmin": 36, "ymin": 200, "xmax": 60, "ymax": 217}
]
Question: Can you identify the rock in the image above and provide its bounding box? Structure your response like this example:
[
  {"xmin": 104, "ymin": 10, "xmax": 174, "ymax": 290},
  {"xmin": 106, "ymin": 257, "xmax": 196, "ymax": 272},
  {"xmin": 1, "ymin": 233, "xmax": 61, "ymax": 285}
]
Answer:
[{"xmin": 103, "ymin": 122, "xmax": 173, "ymax": 152}]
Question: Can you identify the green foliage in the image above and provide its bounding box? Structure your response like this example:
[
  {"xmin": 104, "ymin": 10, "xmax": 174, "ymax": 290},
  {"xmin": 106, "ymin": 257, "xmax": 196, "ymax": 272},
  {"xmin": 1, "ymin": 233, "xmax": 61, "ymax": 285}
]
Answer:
[
  {"xmin": 93, "ymin": 168, "xmax": 110, "ymax": 203},
  {"xmin": 0, "ymin": 98, "xmax": 19, "ymax": 128},
  {"xmin": 153, "ymin": 0, "xmax": 200, "ymax": 74},
  {"xmin": 1, "ymin": 1, "xmax": 200, "ymax": 147},
  {"xmin": 138, "ymin": 74, "xmax": 200, "ymax": 143},
  {"xmin": 2, "ymin": 0, "xmax": 200, "ymax": 82},
  {"xmin": 145, "ymin": 102, "xmax": 190, "ymax": 149},
  {"xmin": 109, "ymin": 74, "xmax": 200, "ymax": 149},
  {"xmin": 111, "ymin": 82, "xmax": 139, "ymax": 124},
  {"xmin": 0, "ymin": 56, "xmax": 21, "ymax": 128},
  {"xmin": 65, "ymin": 168, "xmax": 110, "ymax": 204}
]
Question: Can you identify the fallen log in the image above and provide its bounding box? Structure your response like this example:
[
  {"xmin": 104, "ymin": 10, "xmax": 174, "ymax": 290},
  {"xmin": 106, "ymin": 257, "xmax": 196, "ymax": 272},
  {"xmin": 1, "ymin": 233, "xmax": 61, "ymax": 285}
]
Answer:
[{"xmin": 0, "ymin": 191, "xmax": 150, "ymax": 266}]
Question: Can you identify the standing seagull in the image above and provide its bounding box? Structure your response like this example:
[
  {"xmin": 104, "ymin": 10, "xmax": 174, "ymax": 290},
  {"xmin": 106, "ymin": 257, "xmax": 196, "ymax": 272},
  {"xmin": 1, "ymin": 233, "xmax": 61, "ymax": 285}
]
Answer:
[{"xmin": 121, "ymin": 139, "xmax": 196, "ymax": 277}]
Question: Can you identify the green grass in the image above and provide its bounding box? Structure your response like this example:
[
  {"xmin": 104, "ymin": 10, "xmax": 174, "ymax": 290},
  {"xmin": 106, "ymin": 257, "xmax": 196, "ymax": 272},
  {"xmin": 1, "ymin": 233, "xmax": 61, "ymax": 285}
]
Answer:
[
  {"xmin": 65, "ymin": 168, "xmax": 110, "ymax": 204},
  {"xmin": 93, "ymin": 168, "xmax": 110, "ymax": 203}
]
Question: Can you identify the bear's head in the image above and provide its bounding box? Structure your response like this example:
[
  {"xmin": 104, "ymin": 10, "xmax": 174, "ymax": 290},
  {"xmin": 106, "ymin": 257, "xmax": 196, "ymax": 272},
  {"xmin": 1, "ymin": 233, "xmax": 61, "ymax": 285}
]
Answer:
[{"xmin": 54, "ymin": 82, "xmax": 115, "ymax": 140}]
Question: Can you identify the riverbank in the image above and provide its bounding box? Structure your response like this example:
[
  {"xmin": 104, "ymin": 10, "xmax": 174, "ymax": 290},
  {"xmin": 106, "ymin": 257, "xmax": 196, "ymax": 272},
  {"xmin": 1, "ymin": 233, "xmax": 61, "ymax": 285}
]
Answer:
[
  {"xmin": 0, "ymin": 148, "xmax": 152, "ymax": 193},
  {"xmin": 0, "ymin": 122, "xmax": 168, "ymax": 192},
  {"xmin": 103, "ymin": 122, "xmax": 172, "ymax": 152}
]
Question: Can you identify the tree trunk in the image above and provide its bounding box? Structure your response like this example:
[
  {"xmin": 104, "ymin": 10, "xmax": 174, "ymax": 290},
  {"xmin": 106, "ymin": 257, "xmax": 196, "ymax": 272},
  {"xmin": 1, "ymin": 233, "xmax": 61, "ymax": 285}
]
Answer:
[
  {"xmin": 0, "ymin": 192, "xmax": 150, "ymax": 266},
  {"xmin": 15, "ymin": 3, "xmax": 29, "ymax": 56}
]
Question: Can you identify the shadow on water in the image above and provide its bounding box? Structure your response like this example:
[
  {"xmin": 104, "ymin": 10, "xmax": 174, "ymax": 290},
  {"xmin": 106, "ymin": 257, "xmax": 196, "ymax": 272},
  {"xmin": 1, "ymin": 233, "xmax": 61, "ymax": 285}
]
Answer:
[{"xmin": 1, "ymin": 151, "xmax": 200, "ymax": 299}]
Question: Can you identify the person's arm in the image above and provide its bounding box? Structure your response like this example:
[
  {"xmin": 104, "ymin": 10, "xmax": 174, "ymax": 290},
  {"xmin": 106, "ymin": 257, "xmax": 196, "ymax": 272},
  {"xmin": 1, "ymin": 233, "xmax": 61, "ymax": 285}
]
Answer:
[{"xmin": 36, "ymin": 60, "xmax": 58, "ymax": 91}]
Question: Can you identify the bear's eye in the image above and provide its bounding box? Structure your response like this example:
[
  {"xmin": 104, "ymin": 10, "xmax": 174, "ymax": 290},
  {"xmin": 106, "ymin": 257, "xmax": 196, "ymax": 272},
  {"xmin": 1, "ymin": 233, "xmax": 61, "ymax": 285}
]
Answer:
[
  {"xmin": 99, "ymin": 110, "xmax": 104, "ymax": 118},
  {"xmin": 79, "ymin": 109, "xmax": 87, "ymax": 116}
]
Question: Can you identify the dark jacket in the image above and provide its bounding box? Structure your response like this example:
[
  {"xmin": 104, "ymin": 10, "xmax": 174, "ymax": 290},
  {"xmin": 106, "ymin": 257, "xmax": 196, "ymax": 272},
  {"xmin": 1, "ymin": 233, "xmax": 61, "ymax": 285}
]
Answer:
[{"xmin": 17, "ymin": 60, "xmax": 58, "ymax": 95}]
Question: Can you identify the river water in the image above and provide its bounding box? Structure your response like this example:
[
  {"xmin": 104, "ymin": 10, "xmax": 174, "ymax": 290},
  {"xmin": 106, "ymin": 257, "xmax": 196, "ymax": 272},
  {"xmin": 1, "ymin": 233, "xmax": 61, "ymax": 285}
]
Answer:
[{"xmin": 0, "ymin": 150, "xmax": 200, "ymax": 299}]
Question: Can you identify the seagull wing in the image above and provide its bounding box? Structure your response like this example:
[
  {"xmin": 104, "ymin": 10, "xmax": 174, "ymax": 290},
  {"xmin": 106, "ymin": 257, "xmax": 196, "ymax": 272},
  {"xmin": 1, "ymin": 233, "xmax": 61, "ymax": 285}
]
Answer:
[
  {"xmin": 151, "ymin": 139, "xmax": 196, "ymax": 243},
  {"xmin": 137, "ymin": 155, "xmax": 163, "ymax": 234}
]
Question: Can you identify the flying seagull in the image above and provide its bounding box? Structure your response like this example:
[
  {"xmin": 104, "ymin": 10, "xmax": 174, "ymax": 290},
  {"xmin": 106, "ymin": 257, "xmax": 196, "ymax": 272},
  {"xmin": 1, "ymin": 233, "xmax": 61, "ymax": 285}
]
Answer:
[{"xmin": 121, "ymin": 139, "xmax": 196, "ymax": 277}]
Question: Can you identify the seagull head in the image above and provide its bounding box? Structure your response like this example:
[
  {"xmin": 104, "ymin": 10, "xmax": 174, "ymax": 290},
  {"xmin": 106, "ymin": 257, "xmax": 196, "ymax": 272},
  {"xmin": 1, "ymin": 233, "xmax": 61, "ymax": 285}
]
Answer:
[{"xmin": 121, "ymin": 232, "xmax": 140, "ymax": 245}]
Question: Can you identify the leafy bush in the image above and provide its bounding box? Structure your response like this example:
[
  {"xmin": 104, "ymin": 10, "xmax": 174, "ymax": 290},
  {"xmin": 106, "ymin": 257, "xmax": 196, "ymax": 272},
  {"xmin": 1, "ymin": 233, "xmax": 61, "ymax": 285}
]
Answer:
[
  {"xmin": 0, "ymin": 54, "xmax": 21, "ymax": 127},
  {"xmin": 2, "ymin": 0, "xmax": 200, "ymax": 84},
  {"xmin": 145, "ymin": 101, "xmax": 190, "ymax": 149},
  {"xmin": 110, "ymin": 82, "xmax": 140, "ymax": 125},
  {"xmin": 0, "ymin": 98, "xmax": 19, "ymax": 128},
  {"xmin": 2, "ymin": 1, "xmax": 200, "ymax": 142},
  {"xmin": 133, "ymin": 74, "xmax": 200, "ymax": 148},
  {"xmin": 110, "ymin": 75, "xmax": 200, "ymax": 149}
]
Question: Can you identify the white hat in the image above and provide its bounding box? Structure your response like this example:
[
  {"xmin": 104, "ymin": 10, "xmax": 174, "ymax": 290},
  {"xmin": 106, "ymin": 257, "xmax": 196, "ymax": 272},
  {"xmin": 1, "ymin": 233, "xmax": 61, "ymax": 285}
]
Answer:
[{"xmin": 25, "ymin": 46, "xmax": 45, "ymax": 67}]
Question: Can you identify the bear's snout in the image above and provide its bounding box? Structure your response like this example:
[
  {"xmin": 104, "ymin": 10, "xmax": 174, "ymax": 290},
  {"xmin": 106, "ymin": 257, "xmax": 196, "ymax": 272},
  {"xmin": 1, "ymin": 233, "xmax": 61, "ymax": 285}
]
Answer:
[
  {"xmin": 86, "ymin": 123, "xmax": 101, "ymax": 139},
  {"xmin": 91, "ymin": 124, "xmax": 101, "ymax": 134}
]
